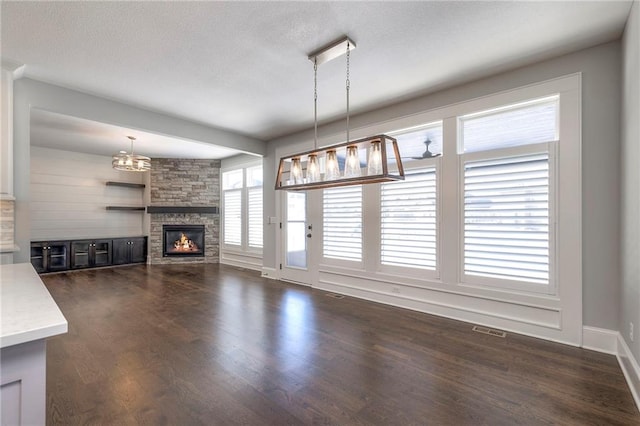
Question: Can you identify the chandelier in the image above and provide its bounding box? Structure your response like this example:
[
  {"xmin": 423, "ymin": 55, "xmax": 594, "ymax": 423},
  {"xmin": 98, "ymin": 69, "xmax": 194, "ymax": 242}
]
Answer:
[
  {"xmin": 275, "ymin": 37, "xmax": 404, "ymax": 191},
  {"xmin": 112, "ymin": 136, "xmax": 151, "ymax": 172}
]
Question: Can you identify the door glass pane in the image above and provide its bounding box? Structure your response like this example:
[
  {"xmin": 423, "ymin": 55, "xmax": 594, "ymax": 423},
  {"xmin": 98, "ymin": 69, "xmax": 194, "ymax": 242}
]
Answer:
[
  {"xmin": 286, "ymin": 192, "xmax": 307, "ymax": 268},
  {"xmin": 73, "ymin": 242, "xmax": 90, "ymax": 268},
  {"xmin": 30, "ymin": 245, "xmax": 44, "ymax": 271},
  {"xmin": 95, "ymin": 241, "xmax": 111, "ymax": 265},
  {"xmin": 49, "ymin": 244, "xmax": 68, "ymax": 269}
]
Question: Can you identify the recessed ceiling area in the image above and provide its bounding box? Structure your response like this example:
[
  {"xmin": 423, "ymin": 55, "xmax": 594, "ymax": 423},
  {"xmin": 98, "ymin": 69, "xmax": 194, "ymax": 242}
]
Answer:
[
  {"xmin": 1, "ymin": 1, "xmax": 634, "ymax": 156},
  {"xmin": 30, "ymin": 109, "xmax": 246, "ymax": 160}
]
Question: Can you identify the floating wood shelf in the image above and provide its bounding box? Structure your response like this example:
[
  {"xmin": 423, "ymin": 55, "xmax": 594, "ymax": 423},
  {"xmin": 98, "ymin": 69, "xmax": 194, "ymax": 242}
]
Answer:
[
  {"xmin": 106, "ymin": 206, "xmax": 146, "ymax": 211},
  {"xmin": 106, "ymin": 181, "xmax": 146, "ymax": 189},
  {"xmin": 146, "ymin": 206, "xmax": 219, "ymax": 214}
]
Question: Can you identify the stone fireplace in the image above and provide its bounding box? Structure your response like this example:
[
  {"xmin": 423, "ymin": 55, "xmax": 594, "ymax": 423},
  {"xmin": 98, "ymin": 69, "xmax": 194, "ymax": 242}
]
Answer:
[{"xmin": 148, "ymin": 159, "xmax": 220, "ymax": 265}]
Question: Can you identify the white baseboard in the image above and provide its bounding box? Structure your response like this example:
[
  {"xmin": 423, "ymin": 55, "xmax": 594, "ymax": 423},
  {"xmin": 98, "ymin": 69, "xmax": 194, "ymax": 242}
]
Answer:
[
  {"xmin": 219, "ymin": 257, "xmax": 262, "ymax": 272},
  {"xmin": 582, "ymin": 326, "xmax": 618, "ymax": 354},
  {"xmin": 617, "ymin": 334, "xmax": 640, "ymax": 412},
  {"xmin": 261, "ymin": 267, "xmax": 279, "ymax": 280}
]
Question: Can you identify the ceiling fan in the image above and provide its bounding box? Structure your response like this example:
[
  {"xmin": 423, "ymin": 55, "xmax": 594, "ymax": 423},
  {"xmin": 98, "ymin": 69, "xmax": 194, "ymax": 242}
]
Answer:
[{"xmin": 407, "ymin": 139, "xmax": 441, "ymax": 160}]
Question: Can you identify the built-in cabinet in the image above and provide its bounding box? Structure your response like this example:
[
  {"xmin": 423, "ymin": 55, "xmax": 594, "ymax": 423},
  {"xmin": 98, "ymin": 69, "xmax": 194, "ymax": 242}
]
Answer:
[
  {"xmin": 70, "ymin": 239, "xmax": 112, "ymax": 269},
  {"xmin": 29, "ymin": 241, "xmax": 70, "ymax": 273},
  {"xmin": 112, "ymin": 237, "xmax": 147, "ymax": 265},
  {"xmin": 31, "ymin": 237, "xmax": 146, "ymax": 273}
]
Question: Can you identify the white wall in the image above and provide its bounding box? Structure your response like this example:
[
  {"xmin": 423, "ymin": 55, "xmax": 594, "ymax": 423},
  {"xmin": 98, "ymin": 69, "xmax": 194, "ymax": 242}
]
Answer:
[
  {"xmin": 265, "ymin": 41, "xmax": 622, "ymax": 332},
  {"xmin": 30, "ymin": 147, "xmax": 145, "ymax": 241},
  {"xmin": 621, "ymin": 0, "xmax": 640, "ymax": 363}
]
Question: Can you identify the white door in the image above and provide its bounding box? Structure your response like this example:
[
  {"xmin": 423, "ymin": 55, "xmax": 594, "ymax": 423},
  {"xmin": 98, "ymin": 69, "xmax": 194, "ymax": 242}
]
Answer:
[{"xmin": 280, "ymin": 191, "xmax": 316, "ymax": 285}]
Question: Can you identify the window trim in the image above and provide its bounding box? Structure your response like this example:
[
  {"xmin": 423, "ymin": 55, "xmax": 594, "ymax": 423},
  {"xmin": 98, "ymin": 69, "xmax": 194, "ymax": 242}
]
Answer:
[{"xmin": 458, "ymin": 144, "xmax": 557, "ymax": 295}]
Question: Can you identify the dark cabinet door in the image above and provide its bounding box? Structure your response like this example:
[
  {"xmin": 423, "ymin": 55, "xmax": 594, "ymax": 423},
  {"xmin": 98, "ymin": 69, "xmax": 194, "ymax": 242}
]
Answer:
[
  {"xmin": 32, "ymin": 241, "xmax": 71, "ymax": 273},
  {"xmin": 112, "ymin": 237, "xmax": 147, "ymax": 264},
  {"xmin": 93, "ymin": 239, "xmax": 112, "ymax": 267},
  {"xmin": 30, "ymin": 242, "xmax": 47, "ymax": 273},
  {"xmin": 71, "ymin": 240, "xmax": 92, "ymax": 269},
  {"xmin": 71, "ymin": 240, "xmax": 112, "ymax": 269},
  {"xmin": 111, "ymin": 238, "xmax": 130, "ymax": 265},
  {"xmin": 129, "ymin": 237, "xmax": 147, "ymax": 263},
  {"xmin": 46, "ymin": 241, "xmax": 70, "ymax": 272}
]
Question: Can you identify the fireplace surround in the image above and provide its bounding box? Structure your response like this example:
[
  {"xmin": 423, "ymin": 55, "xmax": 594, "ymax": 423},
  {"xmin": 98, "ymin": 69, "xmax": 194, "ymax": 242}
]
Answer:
[
  {"xmin": 148, "ymin": 158, "xmax": 220, "ymax": 265},
  {"xmin": 163, "ymin": 225, "xmax": 205, "ymax": 257}
]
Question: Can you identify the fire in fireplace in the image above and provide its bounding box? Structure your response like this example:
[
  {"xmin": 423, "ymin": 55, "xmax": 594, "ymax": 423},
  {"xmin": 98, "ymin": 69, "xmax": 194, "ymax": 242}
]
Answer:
[{"xmin": 163, "ymin": 225, "xmax": 205, "ymax": 257}]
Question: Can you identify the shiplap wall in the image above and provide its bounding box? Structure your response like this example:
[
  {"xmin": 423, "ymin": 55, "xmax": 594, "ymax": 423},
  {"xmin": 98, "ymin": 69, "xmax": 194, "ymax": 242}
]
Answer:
[{"xmin": 30, "ymin": 147, "xmax": 146, "ymax": 240}]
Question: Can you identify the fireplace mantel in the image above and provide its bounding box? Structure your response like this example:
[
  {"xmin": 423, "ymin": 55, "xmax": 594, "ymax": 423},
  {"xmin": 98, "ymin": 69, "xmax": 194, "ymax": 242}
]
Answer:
[{"xmin": 146, "ymin": 206, "xmax": 219, "ymax": 214}]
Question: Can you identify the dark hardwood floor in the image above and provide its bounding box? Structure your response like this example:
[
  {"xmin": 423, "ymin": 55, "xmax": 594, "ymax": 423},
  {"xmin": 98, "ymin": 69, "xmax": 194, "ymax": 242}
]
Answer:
[{"xmin": 42, "ymin": 264, "xmax": 639, "ymax": 425}]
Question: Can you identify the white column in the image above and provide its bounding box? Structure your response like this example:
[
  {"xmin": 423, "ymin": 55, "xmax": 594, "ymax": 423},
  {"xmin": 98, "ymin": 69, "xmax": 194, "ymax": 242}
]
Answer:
[{"xmin": 0, "ymin": 61, "xmax": 23, "ymax": 264}]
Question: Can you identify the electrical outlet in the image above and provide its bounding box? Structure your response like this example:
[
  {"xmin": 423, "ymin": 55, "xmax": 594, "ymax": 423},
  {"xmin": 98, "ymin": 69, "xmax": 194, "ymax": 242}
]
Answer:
[
  {"xmin": 392, "ymin": 286, "xmax": 400, "ymax": 294},
  {"xmin": 630, "ymin": 322, "xmax": 635, "ymax": 342}
]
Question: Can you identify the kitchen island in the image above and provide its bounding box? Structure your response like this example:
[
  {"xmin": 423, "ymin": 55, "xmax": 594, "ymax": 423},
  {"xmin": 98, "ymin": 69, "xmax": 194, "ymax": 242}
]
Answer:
[{"xmin": 1, "ymin": 262, "xmax": 67, "ymax": 425}]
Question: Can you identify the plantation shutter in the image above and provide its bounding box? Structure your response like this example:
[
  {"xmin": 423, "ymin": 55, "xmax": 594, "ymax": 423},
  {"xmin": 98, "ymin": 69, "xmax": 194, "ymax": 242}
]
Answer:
[
  {"xmin": 381, "ymin": 169, "xmax": 437, "ymax": 269},
  {"xmin": 464, "ymin": 154, "xmax": 549, "ymax": 284},
  {"xmin": 248, "ymin": 187, "xmax": 263, "ymax": 248},
  {"xmin": 323, "ymin": 186, "xmax": 362, "ymax": 261},
  {"xmin": 223, "ymin": 190, "xmax": 242, "ymax": 246}
]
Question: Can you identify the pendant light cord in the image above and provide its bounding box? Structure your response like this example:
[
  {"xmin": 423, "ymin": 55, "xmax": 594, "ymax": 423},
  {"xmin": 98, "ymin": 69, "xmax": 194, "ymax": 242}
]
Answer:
[
  {"xmin": 346, "ymin": 41, "xmax": 350, "ymax": 144},
  {"xmin": 314, "ymin": 57, "xmax": 318, "ymax": 151}
]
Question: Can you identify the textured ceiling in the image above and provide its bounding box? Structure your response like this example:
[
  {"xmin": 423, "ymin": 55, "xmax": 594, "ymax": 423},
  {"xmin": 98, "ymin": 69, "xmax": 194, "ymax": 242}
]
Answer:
[{"xmin": 1, "ymin": 1, "xmax": 633, "ymax": 157}]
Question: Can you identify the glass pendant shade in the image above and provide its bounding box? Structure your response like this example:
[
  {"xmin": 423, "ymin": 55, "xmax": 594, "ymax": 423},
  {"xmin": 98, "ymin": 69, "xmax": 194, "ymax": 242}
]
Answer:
[
  {"xmin": 112, "ymin": 136, "xmax": 151, "ymax": 172},
  {"xmin": 325, "ymin": 149, "xmax": 340, "ymax": 181},
  {"xmin": 306, "ymin": 154, "xmax": 321, "ymax": 183},
  {"xmin": 344, "ymin": 145, "xmax": 361, "ymax": 178},
  {"xmin": 290, "ymin": 157, "xmax": 304, "ymax": 184},
  {"xmin": 275, "ymin": 134, "xmax": 404, "ymax": 190},
  {"xmin": 367, "ymin": 140, "xmax": 383, "ymax": 175}
]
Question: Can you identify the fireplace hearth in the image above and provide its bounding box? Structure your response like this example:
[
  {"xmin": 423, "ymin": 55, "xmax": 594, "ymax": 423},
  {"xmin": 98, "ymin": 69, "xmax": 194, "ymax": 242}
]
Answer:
[{"xmin": 163, "ymin": 225, "xmax": 205, "ymax": 257}]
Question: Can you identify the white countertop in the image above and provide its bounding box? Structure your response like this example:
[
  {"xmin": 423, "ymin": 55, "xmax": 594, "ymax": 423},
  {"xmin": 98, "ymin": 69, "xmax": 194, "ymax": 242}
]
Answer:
[{"xmin": 0, "ymin": 263, "xmax": 68, "ymax": 348}]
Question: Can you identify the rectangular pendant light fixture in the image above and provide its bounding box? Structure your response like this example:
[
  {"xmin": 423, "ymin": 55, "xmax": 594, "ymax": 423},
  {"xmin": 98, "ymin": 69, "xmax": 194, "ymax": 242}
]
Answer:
[
  {"xmin": 275, "ymin": 36, "xmax": 405, "ymax": 191},
  {"xmin": 275, "ymin": 134, "xmax": 404, "ymax": 190}
]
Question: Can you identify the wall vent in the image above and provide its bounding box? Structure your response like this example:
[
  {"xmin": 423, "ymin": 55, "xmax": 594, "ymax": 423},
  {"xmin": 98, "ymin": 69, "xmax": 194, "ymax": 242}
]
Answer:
[{"xmin": 472, "ymin": 325, "xmax": 506, "ymax": 338}]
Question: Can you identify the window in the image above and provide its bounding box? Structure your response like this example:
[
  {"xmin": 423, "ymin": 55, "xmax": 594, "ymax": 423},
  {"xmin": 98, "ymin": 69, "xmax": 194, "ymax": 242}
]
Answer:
[
  {"xmin": 247, "ymin": 165, "xmax": 263, "ymax": 249},
  {"xmin": 296, "ymin": 76, "xmax": 581, "ymax": 343},
  {"xmin": 460, "ymin": 96, "xmax": 558, "ymax": 153},
  {"xmin": 464, "ymin": 154, "xmax": 549, "ymax": 284},
  {"xmin": 223, "ymin": 190, "xmax": 242, "ymax": 246},
  {"xmin": 221, "ymin": 164, "xmax": 263, "ymax": 252},
  {"xmin": 380, "ymin": 168, "xmax": 437, "ymax": 270},
  {"xmin": 460, "ymin": 95, "xmax": 557, "ymax": 291},
  {"xmin": 313, "ymin": 88, "xmax": 569, "ymax": 297},
  {"xmin": 391, "ymin": 122, "xmax": 443, "ymax": 163},
  {"xmin": 323, "ymin": 186, "xmax": 362, "ymax": 261}
]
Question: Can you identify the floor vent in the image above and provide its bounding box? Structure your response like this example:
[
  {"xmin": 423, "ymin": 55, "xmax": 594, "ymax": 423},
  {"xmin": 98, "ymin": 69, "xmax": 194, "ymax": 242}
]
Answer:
[
  {"xmin": 472, "ymin": 325, "xmax": 506, "ymax": 338},
  {"xmin": 325, "ymin": 293, "xmax": 345, "ymax": 299}
]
